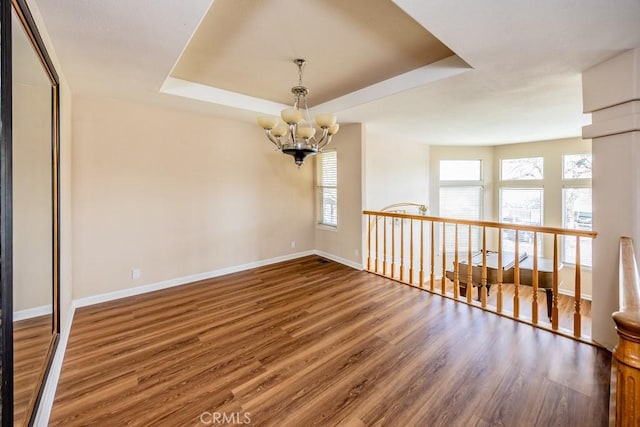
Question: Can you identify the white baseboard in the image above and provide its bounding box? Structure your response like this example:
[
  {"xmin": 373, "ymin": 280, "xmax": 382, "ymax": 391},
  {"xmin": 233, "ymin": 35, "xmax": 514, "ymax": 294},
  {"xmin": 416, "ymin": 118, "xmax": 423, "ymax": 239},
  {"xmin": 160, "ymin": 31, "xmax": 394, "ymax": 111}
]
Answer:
[
  {"xmin": 33, "ymin": 302, "xmax": 76, "ymax": 427},
  {"xmin": 558, "ymin": 288, "xmax": 592, "ymax": 301},
  {"xmin": 73, "ymin": 250, "xmax": 315, "ymax": 308},
  {"xmin": 13, "ymin": 305, "xmax": 53, "ymax": 321},
  {"xmin": 314, "ymin": 250, "xmax": 363, "ymax": 270}
]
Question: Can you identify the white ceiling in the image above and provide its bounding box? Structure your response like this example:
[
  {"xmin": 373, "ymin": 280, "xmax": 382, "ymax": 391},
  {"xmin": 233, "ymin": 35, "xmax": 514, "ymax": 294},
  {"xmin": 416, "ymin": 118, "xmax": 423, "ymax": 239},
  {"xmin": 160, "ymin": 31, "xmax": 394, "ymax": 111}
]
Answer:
[{"xmin": 35, "ymin": 0, "xmax": 640, "ymax": 145}]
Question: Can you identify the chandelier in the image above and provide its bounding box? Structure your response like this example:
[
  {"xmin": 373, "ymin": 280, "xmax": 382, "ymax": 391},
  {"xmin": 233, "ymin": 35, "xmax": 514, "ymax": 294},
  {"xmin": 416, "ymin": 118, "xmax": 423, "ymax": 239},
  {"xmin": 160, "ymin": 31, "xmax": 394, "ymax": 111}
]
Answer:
[{"xmin": 257, "ymin": 59, "xmax": 339, "ymax": 166}]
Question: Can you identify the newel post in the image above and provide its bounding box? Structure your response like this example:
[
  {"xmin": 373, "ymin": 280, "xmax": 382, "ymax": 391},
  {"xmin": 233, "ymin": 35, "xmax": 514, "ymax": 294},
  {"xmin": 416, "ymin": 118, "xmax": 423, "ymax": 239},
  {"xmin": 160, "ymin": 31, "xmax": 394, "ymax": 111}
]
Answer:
[
  {"xmin": 613, "ymin": 313, "xmax": 640, "ymax": 426},
  {"xmin": 612, "ymin": 237, "xmax": 640, "ymax": 426}
]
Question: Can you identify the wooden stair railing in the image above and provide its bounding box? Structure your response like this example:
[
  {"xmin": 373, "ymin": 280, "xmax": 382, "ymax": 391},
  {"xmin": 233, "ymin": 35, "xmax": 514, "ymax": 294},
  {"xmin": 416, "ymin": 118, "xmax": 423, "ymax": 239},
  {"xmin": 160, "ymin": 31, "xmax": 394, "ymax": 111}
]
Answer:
[
  {"xmin": 612, "ymin": 237, "xmax": 640, "ymax": 426},
  {"xmin": 363, "ymin": 210, "xmax": 597, "ymax": 341}
]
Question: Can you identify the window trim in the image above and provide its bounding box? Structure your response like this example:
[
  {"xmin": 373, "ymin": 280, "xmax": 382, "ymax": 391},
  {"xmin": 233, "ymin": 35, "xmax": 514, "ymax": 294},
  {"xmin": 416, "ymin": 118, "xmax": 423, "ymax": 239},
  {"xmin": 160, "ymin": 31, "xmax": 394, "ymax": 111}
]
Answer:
[
  {"xmin": 561, "ymin": 153, "xmax": 593, "ymax": 267},
  {"xmin": 317, "ymin": 150, "xmax": 338, "ymax": 228}
]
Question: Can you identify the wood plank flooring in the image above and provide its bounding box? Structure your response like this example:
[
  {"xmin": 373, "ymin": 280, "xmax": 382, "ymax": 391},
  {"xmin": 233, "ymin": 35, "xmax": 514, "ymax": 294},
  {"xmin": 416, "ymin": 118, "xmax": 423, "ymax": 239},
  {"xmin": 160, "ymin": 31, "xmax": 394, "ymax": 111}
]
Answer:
[
  {"xmin": 13, "ymin": 314, "xmax": 52, "ymax": 425},
  {"xmin": 49, "ymin": 256, "xmax": 611, "ymax": 426},
  {"xmin": 441, "ymin": 281, "xmax": 593, "ymax": 338}
]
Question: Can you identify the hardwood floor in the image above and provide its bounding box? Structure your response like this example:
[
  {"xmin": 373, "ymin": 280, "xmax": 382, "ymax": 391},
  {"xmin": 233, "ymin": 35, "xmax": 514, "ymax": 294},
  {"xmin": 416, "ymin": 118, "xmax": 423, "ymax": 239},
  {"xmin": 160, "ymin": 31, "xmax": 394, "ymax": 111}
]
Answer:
[
  {"xmin": 49, "ymin": 256, "xmax": 611, "ymax": 426},
  {"xmin": 14, "ymin": 314, "xmax": 52, "ymax": 425},
  {"xmin": 441, "ymin": 281, "xmax": 593, "ymax": 338}
]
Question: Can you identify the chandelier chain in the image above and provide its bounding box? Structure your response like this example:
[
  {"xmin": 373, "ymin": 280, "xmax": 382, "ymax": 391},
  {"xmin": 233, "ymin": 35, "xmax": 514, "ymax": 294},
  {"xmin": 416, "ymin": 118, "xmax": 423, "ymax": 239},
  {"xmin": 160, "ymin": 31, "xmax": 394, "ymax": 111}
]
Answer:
[{"xmin": 298, "ymin": 61, "xmax": 304, "ymax": 87}]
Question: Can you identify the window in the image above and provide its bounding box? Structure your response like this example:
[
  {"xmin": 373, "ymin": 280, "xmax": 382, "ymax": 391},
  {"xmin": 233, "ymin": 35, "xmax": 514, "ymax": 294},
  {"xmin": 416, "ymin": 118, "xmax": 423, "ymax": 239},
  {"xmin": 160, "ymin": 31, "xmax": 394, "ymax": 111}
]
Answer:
[
  {"xmin": 501, "ymin": 157, "xmax": 544, "ymax": 180},
  {"xmin": 563, "ymin": 153, "xmax": 592, "ymax": 266},
  {"xmin": 440, "ymin": 186, "xmax": 482, "ymax": 252},
  {"xmin": 499, "ymin": 156, "xmax": 544, "ymax": 256},
  {"xmin": 439, "ymin": 160, "xmax": 483, "ymax": 252},
  {"xmin": 440, "ymin": 160, "xmax": 482, "ymax": 181},
  {"xmin": 500, "ymin": 188, "xmax": 543, "ymax": 256},
  {"xmin": 440, "ymin": 187, "xmax": 483, "ymax": 221},
  {"xmin": 563, "ymin": 154, "xmax": 592, "ymax": 179},
  {"xmin": 317, "ymin": 151, "xmax": 337, "ymax": 227}
]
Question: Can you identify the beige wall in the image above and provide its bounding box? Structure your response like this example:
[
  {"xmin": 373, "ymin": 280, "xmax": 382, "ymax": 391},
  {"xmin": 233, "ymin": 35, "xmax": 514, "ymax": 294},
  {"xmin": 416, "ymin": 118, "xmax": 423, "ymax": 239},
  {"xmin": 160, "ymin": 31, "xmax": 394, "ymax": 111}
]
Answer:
[
  {"xmin": 363, "ymin": 133, "xmax": 430, "ymax": 273},
  {"xmin": 364, "ymin": 133, "xmax": 430, "ymax": 211},
  {"xmin": 72, "ymin": 95, "xmax": 315, "ymax": 299},
  {"xmin": 314, "ymin": 124, "xmax": 363, "ymax": 267}
]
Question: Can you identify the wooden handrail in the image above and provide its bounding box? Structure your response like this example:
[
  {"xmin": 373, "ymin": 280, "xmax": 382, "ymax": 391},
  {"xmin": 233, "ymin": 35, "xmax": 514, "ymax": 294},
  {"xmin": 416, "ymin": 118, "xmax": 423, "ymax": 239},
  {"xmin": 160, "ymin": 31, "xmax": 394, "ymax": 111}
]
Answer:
[
  {"xmin": 363, "ymin": 210, "xmax": 598, "ymax": 239},
  {"xmin": 363, "ymin": 209, "xmax": 597, "ymax": 342},
  {"xmin": 612, "ymin": 237, "xmax": 640, "ymax": 426},
  {"xmin": 378, "ymin": 202, "xmax": 428, "ymax": 214}
]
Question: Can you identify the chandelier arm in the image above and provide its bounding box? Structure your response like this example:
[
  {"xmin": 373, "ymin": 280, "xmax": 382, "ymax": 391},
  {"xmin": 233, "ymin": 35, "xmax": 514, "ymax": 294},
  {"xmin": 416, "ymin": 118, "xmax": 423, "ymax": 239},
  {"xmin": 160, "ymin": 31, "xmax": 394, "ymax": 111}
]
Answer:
[
  {"xmin": 313, "ymin": 134, "xmax": 325, "ymax": 148},
  {"xmin": 265, "ymin": 130, "xmax": 282, "ymax": 149},
  {"xmin": 315, "ymin": 129, "xmax": 329, "ymax": 149},
  {"xmin": 317, "ymin": 135, "xmax": 333, "ymax": 151},
  {"xmin": 303, "ymin": 98, "xmax": 311, "ymax": 122},
  {"xmin": 288, "ymin": 123, "xmax": 297, "ymax": 145}
]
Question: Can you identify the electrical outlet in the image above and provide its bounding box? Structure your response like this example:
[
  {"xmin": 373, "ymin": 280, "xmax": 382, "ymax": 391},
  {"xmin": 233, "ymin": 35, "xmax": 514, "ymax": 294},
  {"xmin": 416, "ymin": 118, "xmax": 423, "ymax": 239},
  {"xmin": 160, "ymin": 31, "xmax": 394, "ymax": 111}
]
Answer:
[
  {"xmin": 354, "ymin": 249, "xmax": 359, "ymax": 257},
  {"xmin": 132, "ymin": 268, "xmax": 141, "ymax": 279},
  {"xmin": 291, "ymin": 241, "xmax": 296, "ymax": 249}
]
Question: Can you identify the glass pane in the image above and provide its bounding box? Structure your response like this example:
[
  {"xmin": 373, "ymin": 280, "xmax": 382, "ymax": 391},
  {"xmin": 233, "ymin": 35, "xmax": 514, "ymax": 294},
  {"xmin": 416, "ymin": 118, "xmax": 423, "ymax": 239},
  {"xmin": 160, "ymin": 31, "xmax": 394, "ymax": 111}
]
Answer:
[
  {"xmin": 563, "ymin": 188, "xmax": 592, "ymax": 266},
  {"xmin": 317, "ymin": 151, "xmax": 337, "ymax": 226},
  {"xmin": 318, "ymin": 151, "xmax": 337, "ymax": 186},
  {"xmin": 440, "ymin": 186, "xmax": 482, "ymax": 252},
  {"xmin": 501, "ymin": 157, "xmax": 543, "ymax": 180},
  {"xmin": 500, "ymin": 188, "xmax": 543, "ymax": 255},
  {"xmin": 439, "ymin": 160, "xmax": 482, "ymax": 181},
  {"xmin": 321, "ymin": 188, "xmax": 337, "ymax": 226},
  {"xmin": 440, "ymin": 186, "xmax": 482, "ymax": 220},
  {"xmin": 12, "ymin": 7, "xmax": 55, "ymax": 426},
  {"xmin": 563, "ymin": 154, "xmax": 592, "ymax": 179}
]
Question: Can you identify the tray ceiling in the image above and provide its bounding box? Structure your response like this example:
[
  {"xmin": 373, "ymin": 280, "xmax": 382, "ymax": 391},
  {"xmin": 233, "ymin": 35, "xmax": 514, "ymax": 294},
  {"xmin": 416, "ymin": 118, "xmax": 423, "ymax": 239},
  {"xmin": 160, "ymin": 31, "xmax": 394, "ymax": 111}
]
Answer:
[{"xmin": 170, "ymin": 0, "xmax": 454, "ymax": 105}]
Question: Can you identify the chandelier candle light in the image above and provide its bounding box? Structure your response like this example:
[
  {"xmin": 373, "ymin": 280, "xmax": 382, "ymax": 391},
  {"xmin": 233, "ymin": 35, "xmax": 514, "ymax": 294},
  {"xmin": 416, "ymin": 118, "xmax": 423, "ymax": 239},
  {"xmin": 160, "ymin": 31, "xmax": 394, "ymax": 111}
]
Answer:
[{"xmin": 257, "ymin": 59, "xmax": 339, "ymax": 166}]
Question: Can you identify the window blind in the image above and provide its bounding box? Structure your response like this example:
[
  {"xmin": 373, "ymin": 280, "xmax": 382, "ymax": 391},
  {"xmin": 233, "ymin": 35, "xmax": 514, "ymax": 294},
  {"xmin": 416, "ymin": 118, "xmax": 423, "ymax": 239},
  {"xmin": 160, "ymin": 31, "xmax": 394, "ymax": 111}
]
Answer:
[
  {"xmin": 439, "ymin": 186, "xmax": 482, "ymax": 253},
  {"xmin": 318, "ymin": 151, "xmax": 337, "ymax": 226}
]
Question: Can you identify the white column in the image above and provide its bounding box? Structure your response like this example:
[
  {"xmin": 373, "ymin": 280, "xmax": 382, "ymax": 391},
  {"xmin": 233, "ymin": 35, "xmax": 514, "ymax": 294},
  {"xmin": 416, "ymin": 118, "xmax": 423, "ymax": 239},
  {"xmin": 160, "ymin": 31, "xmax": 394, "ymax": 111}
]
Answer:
[{"xmin": 582, "ymin": 47, "xmax": 640, "ymax": 349}]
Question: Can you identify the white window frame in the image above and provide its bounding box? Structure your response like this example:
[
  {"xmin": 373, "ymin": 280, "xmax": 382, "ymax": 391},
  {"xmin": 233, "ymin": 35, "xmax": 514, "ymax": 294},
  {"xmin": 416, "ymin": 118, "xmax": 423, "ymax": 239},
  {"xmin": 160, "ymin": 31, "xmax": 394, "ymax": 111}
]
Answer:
[
  {"xmin": 562, "ymin": 153, "xmax": 592, "ymax": 267},
  {"xmin": 317, "ymin": 150, "xmax": 338, "ymax": 229},
  {"xmin": 498, "ymin": 157, "xmax": 545, "ymax": 257}
]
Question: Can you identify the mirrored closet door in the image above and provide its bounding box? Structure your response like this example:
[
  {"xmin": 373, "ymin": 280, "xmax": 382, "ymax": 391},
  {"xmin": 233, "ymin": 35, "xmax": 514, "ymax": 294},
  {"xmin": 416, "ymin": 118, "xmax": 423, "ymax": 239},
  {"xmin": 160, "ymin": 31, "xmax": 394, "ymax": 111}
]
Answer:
[{"xmin": 1, "ymin": 0, "xmax": 60, "ymax": 425}]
